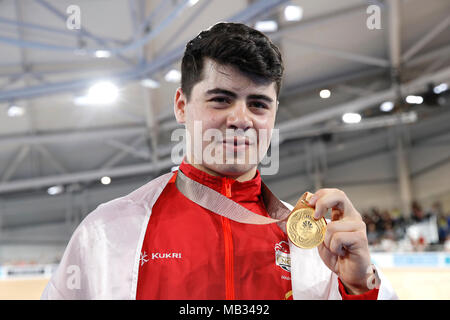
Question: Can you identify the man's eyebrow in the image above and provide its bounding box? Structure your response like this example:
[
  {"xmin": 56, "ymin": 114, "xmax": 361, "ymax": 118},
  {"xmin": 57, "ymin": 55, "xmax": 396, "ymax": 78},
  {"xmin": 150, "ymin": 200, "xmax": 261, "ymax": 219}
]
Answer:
[
  {"xmin": 205, "ymin": 88, "xmax": 237, "ymax": 98},
  {"xmin": 206, "ymin": 88, "xmax": 274, "ymax": 103},
  {"xmin": 247, "ymin": 94, "xmax": 273, "ymax": 103}
]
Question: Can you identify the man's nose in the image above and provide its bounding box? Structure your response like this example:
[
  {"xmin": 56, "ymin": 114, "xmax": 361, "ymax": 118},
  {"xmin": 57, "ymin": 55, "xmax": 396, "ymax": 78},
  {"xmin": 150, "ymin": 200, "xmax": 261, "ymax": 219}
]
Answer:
[{"xmin": 226, "ymin": 101, "xmax": 253, "ymax": 131}]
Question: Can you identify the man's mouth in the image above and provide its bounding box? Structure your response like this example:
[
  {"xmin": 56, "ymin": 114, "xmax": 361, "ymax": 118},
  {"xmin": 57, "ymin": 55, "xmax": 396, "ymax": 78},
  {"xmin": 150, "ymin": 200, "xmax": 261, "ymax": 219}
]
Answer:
[{"xmin": 223, "ymin": 137, "xmax": 250, "ymax": 146}]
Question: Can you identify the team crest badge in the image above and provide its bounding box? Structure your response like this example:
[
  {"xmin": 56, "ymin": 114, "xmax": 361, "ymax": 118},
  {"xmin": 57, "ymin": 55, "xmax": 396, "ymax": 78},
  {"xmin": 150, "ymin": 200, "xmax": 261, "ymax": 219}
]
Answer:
[{"xmin": 274, "ymin": 241, "xmax": 291, "ymax": 272}]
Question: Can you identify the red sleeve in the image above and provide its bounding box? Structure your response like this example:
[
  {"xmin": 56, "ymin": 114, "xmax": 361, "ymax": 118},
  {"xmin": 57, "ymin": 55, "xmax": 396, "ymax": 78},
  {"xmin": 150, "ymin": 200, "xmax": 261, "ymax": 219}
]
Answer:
[{"xmin": 338, "ymin": 278, "xmax": 379, "ymax": 300}]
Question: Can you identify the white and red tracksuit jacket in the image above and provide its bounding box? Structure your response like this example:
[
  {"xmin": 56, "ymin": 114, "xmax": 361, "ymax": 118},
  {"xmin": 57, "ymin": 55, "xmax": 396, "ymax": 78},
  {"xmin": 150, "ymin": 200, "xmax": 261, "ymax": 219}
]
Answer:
[{"xmin": 41, "ymin": 160, "xmax": 397, "ymax": 300}]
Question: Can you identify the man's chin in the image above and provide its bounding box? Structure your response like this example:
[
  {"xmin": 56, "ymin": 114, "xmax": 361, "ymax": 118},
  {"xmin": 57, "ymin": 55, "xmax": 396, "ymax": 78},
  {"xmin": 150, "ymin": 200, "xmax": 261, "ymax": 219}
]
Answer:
[{"xmin": 203, "ymin": 162, "xmax": 257, "ymax": 179}]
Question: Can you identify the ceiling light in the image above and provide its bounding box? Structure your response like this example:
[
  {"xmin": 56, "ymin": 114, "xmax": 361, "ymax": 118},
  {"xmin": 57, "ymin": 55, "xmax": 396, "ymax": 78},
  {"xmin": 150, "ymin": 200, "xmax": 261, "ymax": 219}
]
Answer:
[
  {"xmin": 319, "ymin": 89, "xmax": 331, "ymax": 99},
  {"xmin": 342, "ymin": 112, "xmax": 361, "ymax": 124},
  {"xmin": 87, "ymin": 81, "xmax": 119, "ymax": 104},
  {"xmin": 188, "ymin": 0, "xmax": 200, "ymax": 7},
  {"xmin": 101, "ymin": 176, "xmax": 111, "ymax": 185},
  {"xmin": 433, "ymin": 83, "xmax": 448, "ymax": 94},
  {"xmin": 164, "ymin": 69, "xmax": 181, "ymax": 83},
  {"xmin": 7, "ymin": 104, "xmax": 25, "ymax": 117},
  {"xmin": 94, "ymin": 50, "xmax": 111, "ymax": 58},
  {"xmin": 75, "ymin": 81, "xmax": 119, "ymax": 106},
  {"xmin": 405, "ymin": 95, "xmax": 423, "ymax": 104},
  {"xmin": 380, "ymin": 101, "xmax": 394, "ymax": 112},
  {"xmin": 284, "ymin": 5, "xmax": 303, "ymax": 21},
  {"xmin": 47, "ymin": 185, "xmax": 64, "ymax": 195},
  {"xmin": 254, "ymin": 20, "xmax": 278, "ymax": 33}
]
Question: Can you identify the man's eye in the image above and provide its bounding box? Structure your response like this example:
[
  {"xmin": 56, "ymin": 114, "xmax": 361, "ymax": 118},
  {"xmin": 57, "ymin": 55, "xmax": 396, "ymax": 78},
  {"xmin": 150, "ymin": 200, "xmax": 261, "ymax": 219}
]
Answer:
[
  {"xmin": 209, "ymin": 97, "xmax": 230, "ymax": 104},
  {"xmin": 249, "ymin": 101, "xmax": 268, "ymax": 109}
]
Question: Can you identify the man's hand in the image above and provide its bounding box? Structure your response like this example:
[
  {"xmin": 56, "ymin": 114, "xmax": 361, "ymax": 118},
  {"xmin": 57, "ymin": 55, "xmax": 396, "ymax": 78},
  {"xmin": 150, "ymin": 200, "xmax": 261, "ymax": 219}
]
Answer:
[{"xmin": 308, "ymin": 188, "xmax": 372, "ymax": 295}]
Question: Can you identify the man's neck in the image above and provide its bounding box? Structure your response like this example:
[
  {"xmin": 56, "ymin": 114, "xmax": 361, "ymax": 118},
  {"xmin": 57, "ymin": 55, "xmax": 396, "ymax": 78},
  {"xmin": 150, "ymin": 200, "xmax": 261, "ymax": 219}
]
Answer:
[{"xmin": 184, "ymin": 158, "xmax": 257, "ymax": 182}]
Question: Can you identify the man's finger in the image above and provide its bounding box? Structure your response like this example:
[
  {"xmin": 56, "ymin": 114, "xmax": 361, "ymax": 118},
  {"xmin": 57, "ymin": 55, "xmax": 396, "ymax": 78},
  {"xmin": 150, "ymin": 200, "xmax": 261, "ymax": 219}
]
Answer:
[
  {"xmin": 329, "ymin": 231, "xmax": 365, "ymax": 257},
  {"xmin": 308, "ymin": 189, "xmax": 359, "ymax": 220},
  {"xmin": 324, "ymin": 220, "xmax": 366, "ymax": 250}
]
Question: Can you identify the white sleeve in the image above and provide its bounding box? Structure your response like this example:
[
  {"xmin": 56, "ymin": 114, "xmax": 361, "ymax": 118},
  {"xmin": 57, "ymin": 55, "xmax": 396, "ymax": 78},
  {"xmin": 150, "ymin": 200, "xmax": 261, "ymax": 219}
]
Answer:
[{"xmin": 373, "ymin": 264, "xmax": 399, "ymax": 300}]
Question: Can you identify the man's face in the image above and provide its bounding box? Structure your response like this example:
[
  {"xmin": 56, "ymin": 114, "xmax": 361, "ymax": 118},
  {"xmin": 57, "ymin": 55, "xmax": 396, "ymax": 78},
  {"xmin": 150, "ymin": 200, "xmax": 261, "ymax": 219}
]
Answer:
[{"xmin": 174, "ymin": 58, "xmax": 278, "ymax": 178}]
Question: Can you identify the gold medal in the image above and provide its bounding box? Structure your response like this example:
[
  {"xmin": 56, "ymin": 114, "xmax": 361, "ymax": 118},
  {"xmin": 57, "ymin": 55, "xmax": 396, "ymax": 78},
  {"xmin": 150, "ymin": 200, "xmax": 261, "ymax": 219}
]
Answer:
[{"xmin": 286, "ymin": 192, "xmax": 327, "ymax": 249}]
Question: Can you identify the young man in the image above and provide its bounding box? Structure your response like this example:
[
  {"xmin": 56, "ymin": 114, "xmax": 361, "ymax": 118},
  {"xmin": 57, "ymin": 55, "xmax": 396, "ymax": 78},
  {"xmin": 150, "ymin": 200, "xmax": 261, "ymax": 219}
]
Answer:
[{"xmin": 41, "ymin": 23, "xmax": 397, "ymax": 300}]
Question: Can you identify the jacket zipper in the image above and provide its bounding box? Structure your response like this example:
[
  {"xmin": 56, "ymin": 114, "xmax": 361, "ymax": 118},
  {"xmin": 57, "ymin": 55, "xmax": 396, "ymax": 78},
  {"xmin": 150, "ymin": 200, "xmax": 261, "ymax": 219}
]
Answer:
[{"xmin": 221, "ymin": 177, "xmax": 235, "ymax": 300}]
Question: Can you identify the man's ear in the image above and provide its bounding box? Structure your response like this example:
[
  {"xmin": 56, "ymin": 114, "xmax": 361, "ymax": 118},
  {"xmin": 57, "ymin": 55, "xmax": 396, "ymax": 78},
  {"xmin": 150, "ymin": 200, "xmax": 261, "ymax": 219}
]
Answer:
[{"xmin": 174, "ymin": 87, "xmax": 187, "ymax": 124}]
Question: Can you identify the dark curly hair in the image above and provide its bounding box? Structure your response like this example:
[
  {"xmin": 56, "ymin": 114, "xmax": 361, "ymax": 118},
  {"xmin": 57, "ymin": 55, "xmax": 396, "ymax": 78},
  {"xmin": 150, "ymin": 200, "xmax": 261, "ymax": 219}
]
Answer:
[{"xmin": 181, "ymin": 22, "xmax": 284, "ymax": 101}]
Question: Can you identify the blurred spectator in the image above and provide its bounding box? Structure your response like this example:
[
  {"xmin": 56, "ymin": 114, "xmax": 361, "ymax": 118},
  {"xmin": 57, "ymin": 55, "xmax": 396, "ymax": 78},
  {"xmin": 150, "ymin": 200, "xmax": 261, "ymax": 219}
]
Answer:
[
  {"xmin": 380, "ymin": 221, "xmax": 397, "ymax": 251},
  {"xmin": 430, "ymin": 201, "xmax": 443, "ymax": 216},
  {"xmin": 390, "ymin": 207, "xmax": 401, "ymax": 222},
  {"xmin": 367, "ymin": 222, "xmax": 379, "ymax": 246},
  {"xmin": 382, "ymin": 221, "xmax": 396, "ymax": 241},
  {"xmin": 371, "ymin": 207, "xmax": 385, "ymax": 233},
  {"xmin": 391, "ymin": 207, "xmax": 406, "ymax": 230},
  {"xmin": 410, "ymin": 201, "xmax": 431, "ymax": 223},
  {"xmin": 381, "ymin": 210, "xmax": 392, "ymax": 225},
  {"xmin": 431, "ymin": 201, "xmax": 449, "ymax": 244},
  {"xmin": 363, "ymin": 199, "xmax": 448, "ymax": 252},
  {"xmin": 408, "ymin": 233, "xmax": 428, "ymax": 252}
]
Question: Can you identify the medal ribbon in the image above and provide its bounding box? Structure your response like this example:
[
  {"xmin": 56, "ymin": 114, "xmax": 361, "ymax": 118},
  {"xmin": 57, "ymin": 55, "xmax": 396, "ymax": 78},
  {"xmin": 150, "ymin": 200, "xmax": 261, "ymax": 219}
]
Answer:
[
  {"xmin": 175, "ymin": 169, "xmax": 281, "ymax": 224},
  {"xmin": 175, "ymin": 169, "xmax": 310, "ymax": 225}
]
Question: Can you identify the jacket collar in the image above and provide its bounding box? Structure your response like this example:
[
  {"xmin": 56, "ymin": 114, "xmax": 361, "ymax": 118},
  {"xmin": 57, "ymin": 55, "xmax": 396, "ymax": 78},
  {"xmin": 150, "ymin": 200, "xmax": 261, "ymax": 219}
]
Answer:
[{"xmin": 179, "ymin": 159, "xmax": 262, "ymax": 203}]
